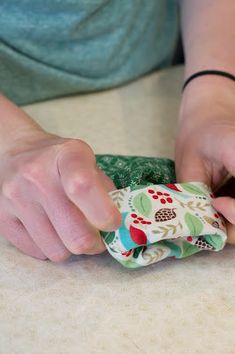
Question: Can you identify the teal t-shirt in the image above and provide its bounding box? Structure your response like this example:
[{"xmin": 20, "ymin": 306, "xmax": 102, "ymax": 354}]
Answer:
[{"xmin": 0, "ymin": 0, "xmax": 179, "ymax": 105}]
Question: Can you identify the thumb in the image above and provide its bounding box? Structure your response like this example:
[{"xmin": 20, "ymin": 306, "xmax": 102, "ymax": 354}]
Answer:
[
  {"xmin": 175, "ymin": 150, "xmax": 211, "ymax": 186},
  {"xmin": 211, "ymin": 139, "xmax": 235, "ymax": 244},
  {"xmin": 56, "ymin": 141, "xmax": 121, "ymax": 231},
  {"xmin": 212, "ymin": 196, "xmax": 235, "ymax": 244},
  {"xmin": 176, "ymin": 150, "xmax": 235, "ymax": 243}
]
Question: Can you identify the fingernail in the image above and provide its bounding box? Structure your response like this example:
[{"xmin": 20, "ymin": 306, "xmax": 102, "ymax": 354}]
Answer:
[{"xmin": 98, "ymin": 208, "xmax": 122, "ymax": 231}]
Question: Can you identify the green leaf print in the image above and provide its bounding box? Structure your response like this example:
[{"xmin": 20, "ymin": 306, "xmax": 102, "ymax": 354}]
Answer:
[
  {"xmin": 181, "ymin": 240, "xmax": 200, "ymax": 258},
  {"xmin": 181, "ymin": 183, "xmax": 207, "ymax": 196},
  {"xmin": 204, "ymin": 234, "xmax": 225, "ymax": 250},
  {"xmin": 184, "ymin": 212, "xmax": 203, "ymax": 236},
  {"xmin": 119, "ymin": 259, "xmax": 140, "ymax": 269},
  {"xmin": 163, "ymin": 240, "xmax": 181, "ymax": 258},
  {"xmin": 133, "ymin": 246, "xmax": 143, "ymax": 259},
  {"xmin": 133, "ymin": 192, "xmax": 152, "ymax": 217},
  {"xmin": 101, "ymin": 231, "xmax": 115, "ymax": 245}
]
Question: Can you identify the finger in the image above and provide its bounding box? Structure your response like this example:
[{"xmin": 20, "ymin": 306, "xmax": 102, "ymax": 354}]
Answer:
[
  {"xmin": 212, "ymin": 196, "xmax": 235, "ymax": 225},
  {"xmin": 96, "ymin": 166, "xmax": 117, "ymax": 192},
  {"xmin": 211, "ymin": 196, "xmax": 235, "ymax": 244},
  {"xmin": 211, "ymin": 138, "xmax": 235, "ymax": 243},
  {"xmin": 225, "ymin": 221, "xmax": 235, "ymax": 244},
  {"xmin": 15, "ymin": 203, "xmax": 71, "ymax": 262},
  {"xmin": 221, "ymin": 133, "xmax": 235, "ymax": 178},
  {"xmin": 175, "ymin": 149, "xmax": 211, "ymax": 185},
  {"xmin": 0, "ymin": 210, "xmax": 47, "ymax": 260},
  {"xmin": 41, "ymin": 189, "xmax": 106, "ymax": 255},
  {"xmin": 57, "ymin": 144, "xmax": 121, "ymax": 231}
]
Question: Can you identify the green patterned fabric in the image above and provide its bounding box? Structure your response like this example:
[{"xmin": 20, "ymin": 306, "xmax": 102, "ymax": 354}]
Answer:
[
  {"xmin": 96, "ymin": 154, "xmax": 176, "ymax": 189},
  {"xmin": 96, "ymin": 155, "xmax": 227, "ymax": 269}
]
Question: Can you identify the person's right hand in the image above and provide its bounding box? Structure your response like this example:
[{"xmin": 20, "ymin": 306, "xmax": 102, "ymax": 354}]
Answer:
[{"xmin": 0, "ymin": 96, "xmax": 121, "ymax": 262}]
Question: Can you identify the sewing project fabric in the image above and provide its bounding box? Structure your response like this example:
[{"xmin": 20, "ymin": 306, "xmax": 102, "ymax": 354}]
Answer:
[
  {"xmin": 96, "ymin": 155, "xmax": 227, "ymax": 268},
  {"xmin": 96, "ymin": 154, "xmax": 176, "ymax": 189}
]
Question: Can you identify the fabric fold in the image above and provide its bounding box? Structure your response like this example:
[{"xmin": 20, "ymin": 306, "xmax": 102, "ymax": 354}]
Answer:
[
  {"xmin": 96, "ymin": 155, "xmax": 227, "ymax": 268},
  {"xmin": 101, "ymin": 182, "xmax": 227, "ymax": 268}
]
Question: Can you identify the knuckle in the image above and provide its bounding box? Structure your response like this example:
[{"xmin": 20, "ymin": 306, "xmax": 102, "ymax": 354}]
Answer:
[
  {"xmin": 63, "ymin": 139, "xmax": 94, "ymax": 155},
  {"xmin": 60, "ymin": 139, "xmax": 95, "ymax": 163},
  {"xmin": 19, "ymin": 161, "xmax": 43, "ymax": 183},
  {"xmin": 67, "ymin": 173, "xmax": 93, "ymax": 196},
  {"xmin": 2, "ymin": 180, "xmax": 20, "ymax": 200},
  {"xmin": 68, "ymin": 234, "xmax": 95, "ymax": 254},
  {"xmin": 19, "ymin": 162, "xmax": 50, "ymax": 196}
]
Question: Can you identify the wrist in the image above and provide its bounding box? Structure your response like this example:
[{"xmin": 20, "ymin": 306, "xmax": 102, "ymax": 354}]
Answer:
[
  {"xmin": 178, "ymin": 74, "xmax": 235, "ymax": 126},
  {"xmin": 0, "ymin": 95, "xmax": 51, "ymax": 156},
  {"xmin": 182, "ymin": 70, "xmax": 235, "ymax": 92}
]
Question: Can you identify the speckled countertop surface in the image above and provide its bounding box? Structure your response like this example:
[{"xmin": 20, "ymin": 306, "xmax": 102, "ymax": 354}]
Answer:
[{"xmin": 1, "ymin": 66, "xmax": 235, "ymax": 354}]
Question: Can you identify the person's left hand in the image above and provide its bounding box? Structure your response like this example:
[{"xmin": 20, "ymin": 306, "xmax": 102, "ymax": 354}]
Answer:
[{"xmin": 175, "ymin": 76, "xmax": 235, "ymax": 244}]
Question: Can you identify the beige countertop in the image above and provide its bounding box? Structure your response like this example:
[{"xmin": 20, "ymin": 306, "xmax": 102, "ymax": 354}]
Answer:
[{"xmin": 1, "ymin": 65, "xmax": 235, "ymax": 354}]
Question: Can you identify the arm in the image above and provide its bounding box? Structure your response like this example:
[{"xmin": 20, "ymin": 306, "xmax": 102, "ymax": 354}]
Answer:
[
  {"xmin": 180, "ymin": 0, "xmax": 235, "ymax": 79},
  {"xmin": 176, "ymin": 0, "xmax": 235, "ymax": 243},
  {"xmin": 0, "ymin": 95, "xmax": 49, "ymax": 154}
]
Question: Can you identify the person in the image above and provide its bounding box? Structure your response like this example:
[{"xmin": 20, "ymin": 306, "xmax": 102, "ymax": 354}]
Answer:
[{"xmin": 0, "ymin": 0, "xmax": 235, "ymax": 262}]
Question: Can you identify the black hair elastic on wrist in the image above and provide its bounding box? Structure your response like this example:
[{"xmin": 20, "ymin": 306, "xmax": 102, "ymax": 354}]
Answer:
[{"xmin": 182, "ymin": 70, "xmax": 235, "ymax": 92}]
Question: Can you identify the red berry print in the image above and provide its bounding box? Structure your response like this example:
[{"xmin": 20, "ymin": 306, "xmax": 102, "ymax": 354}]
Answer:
[
  {"xmin": 148, "ymin": 189, "xmax": 155, "ymax": 194},
  {"xmin": 121, "ymin": 250, "xmax": 132, "ymax": 257},
  {"xmin": 130, "ymin": 225, "xmax": 147, "ymax": 245},
  {"xmin": 187, "ymin": 236, "xmax": 193, "ymax": 242},
  {"xmin": 150, "ymin": 189, "xmax": 174, "ymax": 204},
  {"xmin": 131, "ymin": 213, "xmax": 151, "ymax": 226},
  {"xmin": 165, "ymin": 184, "xmax": 182, "ymax": 192}
]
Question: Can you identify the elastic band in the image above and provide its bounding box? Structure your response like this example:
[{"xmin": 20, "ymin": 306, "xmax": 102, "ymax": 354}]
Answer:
[{"xmin": 182, "ymin": 70, "xmax": 235, "ymax": 91}]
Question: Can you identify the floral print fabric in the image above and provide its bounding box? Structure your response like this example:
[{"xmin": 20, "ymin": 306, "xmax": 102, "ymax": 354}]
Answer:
[{"xmin": 96, "ymin": 155, "xmax": 227, "ymax": 268}]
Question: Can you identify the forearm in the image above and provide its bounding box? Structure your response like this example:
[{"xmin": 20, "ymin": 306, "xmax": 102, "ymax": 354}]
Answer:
[
  {"xmin": 0, "ymin": 95, "xmax": 47, "ymax": 153},
  {"xmin": 177, "ymin": 0, "xmax": 235, "ymax": 128},
  {"xmin": 180, "ymin": 0, "xmax": 235, "ymax": 79}
]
